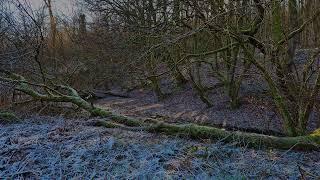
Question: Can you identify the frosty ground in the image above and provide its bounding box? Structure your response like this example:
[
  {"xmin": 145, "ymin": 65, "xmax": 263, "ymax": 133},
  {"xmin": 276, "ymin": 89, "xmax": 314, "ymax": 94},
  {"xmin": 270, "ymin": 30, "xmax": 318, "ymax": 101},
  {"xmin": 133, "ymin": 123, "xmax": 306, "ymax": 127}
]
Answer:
[{"xmin": 0, "ymin": 116, "xmax": 319, "ymax": 179}]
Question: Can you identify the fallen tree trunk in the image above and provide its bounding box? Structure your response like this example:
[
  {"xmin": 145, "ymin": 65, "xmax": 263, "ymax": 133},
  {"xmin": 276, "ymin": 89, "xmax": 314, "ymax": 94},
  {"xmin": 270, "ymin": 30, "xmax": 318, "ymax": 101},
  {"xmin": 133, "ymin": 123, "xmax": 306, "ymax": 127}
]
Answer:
[
  {"xmin": 1, "ymin": 71, "xmax": 319, "ymax": 150},
  {"xmin": 96, "ymin": 119, "xmax": 320, "ymax": 151},
  {"xmin": 0, "ymin": 71, "xmax": 108, "ymax": 116}
]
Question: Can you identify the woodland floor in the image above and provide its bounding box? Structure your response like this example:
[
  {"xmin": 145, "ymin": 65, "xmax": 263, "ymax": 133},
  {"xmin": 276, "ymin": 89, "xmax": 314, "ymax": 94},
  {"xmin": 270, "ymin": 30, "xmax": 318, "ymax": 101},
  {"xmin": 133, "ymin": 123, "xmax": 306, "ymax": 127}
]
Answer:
[
  {"xmin": 0, "ymin": 50, "xmax": 320, "ymax": 179},
  {"xmin": 0, "ymin": 88, "xmax": 319, "ymax": 178},
  {"xmin": 93, "ymin": 49, "xmax": 320, "ymax": 136},
  {"xmin": 95, "ymin": 84, "xmax": 319, "ymax": 136},
  {"xmin": 0, "ymin": 116, "xmax": 319, "ymax": 179}
]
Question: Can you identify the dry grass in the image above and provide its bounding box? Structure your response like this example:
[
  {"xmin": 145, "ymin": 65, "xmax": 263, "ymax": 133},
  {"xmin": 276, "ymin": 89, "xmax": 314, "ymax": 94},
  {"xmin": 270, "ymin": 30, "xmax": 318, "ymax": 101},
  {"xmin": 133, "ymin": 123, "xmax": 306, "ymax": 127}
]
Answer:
[{"xmin": 0, "ymin": 116, "xmax": 319, "ymax": 179}]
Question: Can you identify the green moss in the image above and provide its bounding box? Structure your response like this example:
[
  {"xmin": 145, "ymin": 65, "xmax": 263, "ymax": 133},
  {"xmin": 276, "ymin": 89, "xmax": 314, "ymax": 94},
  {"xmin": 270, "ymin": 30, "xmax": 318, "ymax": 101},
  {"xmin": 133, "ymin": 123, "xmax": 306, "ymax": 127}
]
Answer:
[
  {"xmin": 96, "ymin": 121, "xmax": 119, "ymax": 128},
  {"xmin": 272, "ymin": 0, "xmax": 283, "ymax": 42},
  {"xmin": 108, "ymin": 114, "xmax": 141, "ymax": 127},
  {"xmin": 97, "ymin": 118, "xmax": 320, "ymax": 150},
  {"xmin": 311, "ymin": 129, "xmax": 320, "ymax": 136},
  {"xmin": 0, "ymin": 112, "xmax": 19, "ymax": 123},
  {"xmin": 90, "ymin": 108, "xmax": 111, "ymax": 117},
  {"xmin": 310, "ymin": 129, "xmax": 320, "ymax": 144}
]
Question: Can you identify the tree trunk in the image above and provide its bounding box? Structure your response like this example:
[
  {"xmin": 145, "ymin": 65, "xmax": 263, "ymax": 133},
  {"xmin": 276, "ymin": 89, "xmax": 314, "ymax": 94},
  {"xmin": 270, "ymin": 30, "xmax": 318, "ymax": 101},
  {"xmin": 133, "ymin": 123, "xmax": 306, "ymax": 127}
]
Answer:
[
  {"xmin": 4, "ymin": 72, "xmax": 320, "ymax": 150},
  {"xmin": 96, "ymin": 119, "xmax": 320, "ymax": 151}
]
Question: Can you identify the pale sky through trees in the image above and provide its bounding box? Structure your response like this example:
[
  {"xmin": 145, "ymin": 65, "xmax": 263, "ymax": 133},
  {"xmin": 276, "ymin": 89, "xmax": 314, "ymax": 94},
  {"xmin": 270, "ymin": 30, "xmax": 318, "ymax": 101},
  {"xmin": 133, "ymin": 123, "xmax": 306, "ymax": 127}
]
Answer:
[{"xmin": 29, "ymin": 0, "xmax": 78, "ymax": 16}]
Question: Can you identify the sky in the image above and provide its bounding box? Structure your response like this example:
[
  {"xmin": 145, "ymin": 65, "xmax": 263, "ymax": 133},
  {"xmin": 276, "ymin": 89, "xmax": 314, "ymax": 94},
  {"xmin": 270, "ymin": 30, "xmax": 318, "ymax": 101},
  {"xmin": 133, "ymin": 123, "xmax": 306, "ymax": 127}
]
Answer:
[{"xmin": 28, "ymin": 0, "xmax": 79, "ymax": 16}]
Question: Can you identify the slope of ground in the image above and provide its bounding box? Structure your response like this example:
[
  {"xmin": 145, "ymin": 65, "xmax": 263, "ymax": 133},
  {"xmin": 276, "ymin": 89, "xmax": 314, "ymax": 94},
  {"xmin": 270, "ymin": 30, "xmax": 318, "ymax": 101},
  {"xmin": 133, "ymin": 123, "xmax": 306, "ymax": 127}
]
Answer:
[
  {"xmin": 93, "ymin": 87, "xmax": 291, "ymax": 136},
  {"xmin": 93, "ymin": 49, "xmax": 320, "ymax": 136}
]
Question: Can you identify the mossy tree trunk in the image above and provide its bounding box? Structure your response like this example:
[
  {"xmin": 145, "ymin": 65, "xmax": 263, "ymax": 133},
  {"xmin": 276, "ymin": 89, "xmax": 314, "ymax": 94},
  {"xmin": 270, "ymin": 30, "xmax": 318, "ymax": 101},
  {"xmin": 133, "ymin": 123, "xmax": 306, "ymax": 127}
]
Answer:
[
  {"xmin": 230, "ymin": 0, "xmax": 320, "ymax": 137},
  {"xmin": 189, "ymin": 63, "xmax": 213, "ymax": 108},
  {"xmin": 226, "ymin": 45, "xmax": 242, "ymax": 109},
  {"xmin": 146, "ymin": 52, "xmax": 165, "ymax": 101},
  {"xmin": 0, "ymin": 70, "xmax": 111, "ymax": 117},
  {"xmin": 2, "ymin": 71, "xmax": 319, "ymax": 150},
  {"xmin": 166, "ymin": 46, "xmax": 188, "ymax": 88},
  {"xmin": 96, "ymin": 119, "xmax": 320, "ymax": 151}
]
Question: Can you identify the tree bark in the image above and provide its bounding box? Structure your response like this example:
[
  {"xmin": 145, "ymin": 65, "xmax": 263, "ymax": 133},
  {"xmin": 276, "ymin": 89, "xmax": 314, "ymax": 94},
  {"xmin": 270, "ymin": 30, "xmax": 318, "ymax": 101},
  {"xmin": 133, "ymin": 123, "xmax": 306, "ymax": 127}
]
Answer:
[{"xmin": 96, "ymin": 119, "xmax": 320, "ymax": 151}]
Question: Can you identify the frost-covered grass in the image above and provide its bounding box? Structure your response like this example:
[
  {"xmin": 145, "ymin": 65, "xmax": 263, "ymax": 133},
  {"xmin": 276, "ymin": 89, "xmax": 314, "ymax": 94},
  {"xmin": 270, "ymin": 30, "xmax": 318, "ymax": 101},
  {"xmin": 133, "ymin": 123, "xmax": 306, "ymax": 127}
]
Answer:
[{"xmin": 0, "ymin": 116, "xmax": 319, "ymax": 179}]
